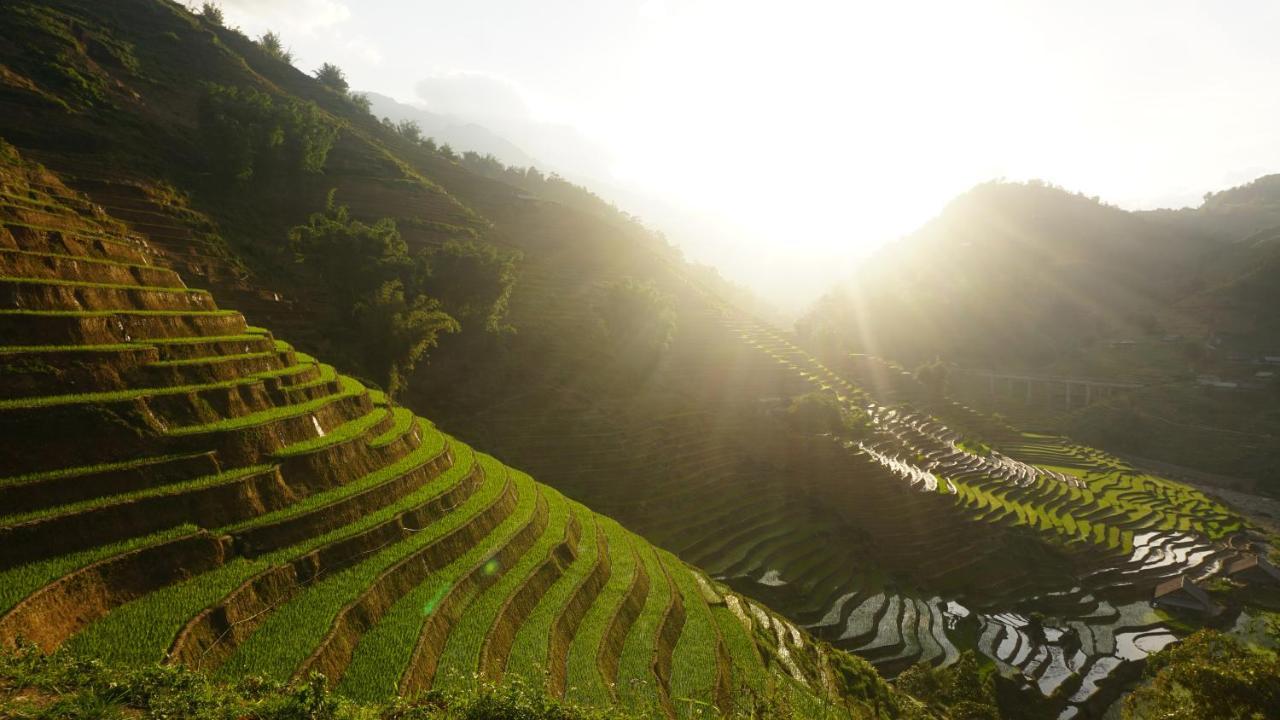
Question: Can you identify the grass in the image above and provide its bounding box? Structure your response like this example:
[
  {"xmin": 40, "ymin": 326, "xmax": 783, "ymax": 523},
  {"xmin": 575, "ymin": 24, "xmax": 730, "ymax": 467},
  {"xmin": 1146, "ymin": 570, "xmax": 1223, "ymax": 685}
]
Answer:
[
  {"xmin": 0, "ymin": 245, "xmax": 167, "ymax": 272},
  {"xmin": 0, "ymin": 308, "xmax": 237, "ymax": 317},
  {"xmin": 614, "ymin": 544, "xmax": 675, "ymax": 711},
  {"xmin": 0, "ymin": 343, "xmax": 142, "ymax": 353},
  {"xmin": 222, "ymin": 418, "xmax": 446, "ymax": 533},
  {"xmin": 0, "ymin": 452, "xmax": 209, "ymax": 488},
  {"xmin": 217, "ymin": 456, "xmax": 530, "ymax": 683},
  {"xmin": 69, "ymin": 439, "xmax": 475, "ymax": 668},
  {"xmin": 563, "ymin": 518, "xmax": 640, "ymax": 706},
  {"xmin": 0, "ymin": 274, "xmax": 201, "ymax": 293},
  {"xmin": 432, "ymin": 474, "xmax": 573, "ymax": 689},
  {"xmin": 0, "ymin": 358, "xmax": 316, "ymax": 410},
  {"xmin": 0, "ymin": 642, "xmax": 653, "ymax": 720},
  {"xmin": 503, "ymin": 504, "xmax": 600, "ymax": 688},
  {"xmin": 147, "ymin": 350, "xmax": 276, "ymax": 367},
  {"xmin": 335, "ymin": 454, "xmax": 519, "ymax": 700},
  {"xmin": 167, "ymin": 374, "xmax": 364, "ymax": 435},
  {"xmin": 269, "ymin": 406, "xmax": 390, "ymax": 459},
  {"xmin": 0, "ymin": 464, "xmax": 272, "ymax": 526},
  {"xmin": 0, "ymin": 525, "xmax": 199, "ymax": 615},
  {"xmin": 661, "ymin": 553, "xmax": 723, "ymax": 719},
  {"xmin": 709, "ymin": 602, "xmax": 768, "ymax": 697},
  {"xmin": 369, "ymin": 406, "xmax": 415, "ymax": 448}
]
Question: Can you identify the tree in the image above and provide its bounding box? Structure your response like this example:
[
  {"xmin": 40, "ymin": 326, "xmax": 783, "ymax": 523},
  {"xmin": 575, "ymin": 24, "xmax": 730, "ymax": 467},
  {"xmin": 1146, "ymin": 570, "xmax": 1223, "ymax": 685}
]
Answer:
[
  {"xmin": 395, "ymin": 119, "xmax": 423, "ymax": 144},
  {"xmin": 349, "ymin": 92, "xmax": 372, "ymax": 114},
  {"xmin": 1124, "ymin": 630, "xmax": 1280, "ymax": 719},
  {"xmin": 424, "ymin": 239, "xmax": 519, "ymax": 334},
  {"xmin": 313, "ymin": 62, "xmax": 348, "ymax": 93},
  {"xmin": 594, "ymin": 277, "xmax": 677, "ymax": 370},
  {"xmin": 290, "ymin": 190, "xmax": 409, "ymax": 310},
  {"xmin": 288, "ymin": 192, "xmax": 504, "ymax": 397},
  {"xmin": 198, "ymin": 2, "xmax": 224, "ymax": 25},
  {"xmin": 197, "ymin": 84, "xmax": 337, "ymax": 181},
  {"xmin": 258, "ymin": 31, "xmax": 293, "ymax": 64},
  {"xmin": 353, "ymin": 280, "xmax": 459, "ymax": 397}
]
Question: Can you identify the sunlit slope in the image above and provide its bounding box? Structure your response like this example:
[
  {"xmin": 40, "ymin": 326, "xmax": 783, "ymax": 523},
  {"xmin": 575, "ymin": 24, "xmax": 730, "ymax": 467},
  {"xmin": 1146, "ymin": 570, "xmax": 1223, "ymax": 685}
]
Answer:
[
  {"xmin": 0, "ymin": 149, "xmax": 910, "ymax": 719},
  {"xmin": 712, "ymin": 315, "xmax": 1253, "ymax": 709}
]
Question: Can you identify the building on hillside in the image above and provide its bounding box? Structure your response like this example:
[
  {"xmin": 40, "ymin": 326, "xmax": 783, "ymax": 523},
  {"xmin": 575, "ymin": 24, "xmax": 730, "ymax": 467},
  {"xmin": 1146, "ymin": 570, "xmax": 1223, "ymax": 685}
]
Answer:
[
  {"xmin": 1226, "ymin": 555, "xmax": 1280, "ymax": 586},
  {"xmin": 1152, "ymin": 576, "xmax": 1220, "ymax": 615}
]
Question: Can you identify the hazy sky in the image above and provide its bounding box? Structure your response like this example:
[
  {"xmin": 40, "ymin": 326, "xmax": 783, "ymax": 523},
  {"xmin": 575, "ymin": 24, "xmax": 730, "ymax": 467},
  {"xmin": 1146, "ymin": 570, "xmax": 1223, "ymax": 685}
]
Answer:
[{"xmin": 214, "ymin": 0, "xmax": 1280, "ymax": 312}]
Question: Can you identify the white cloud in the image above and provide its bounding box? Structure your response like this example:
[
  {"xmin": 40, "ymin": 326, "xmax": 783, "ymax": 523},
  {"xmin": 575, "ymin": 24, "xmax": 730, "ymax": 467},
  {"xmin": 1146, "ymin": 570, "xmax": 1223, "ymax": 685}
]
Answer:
[
  {"xmin": 215, "ymin": 0, "xmax": 351, "ymax": 36},
  {"xmin": 344, "ymin": 35, "xmax": 383, "ymax": 66}
]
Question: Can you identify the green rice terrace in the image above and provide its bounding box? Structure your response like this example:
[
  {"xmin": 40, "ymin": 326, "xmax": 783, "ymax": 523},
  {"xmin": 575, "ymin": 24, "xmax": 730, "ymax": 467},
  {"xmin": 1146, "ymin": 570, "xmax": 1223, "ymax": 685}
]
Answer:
[
  {"xmin": 702, "ymin": 319, "xmax": 1272, "ymax": 718},
  {"xmin": 0, "ymin": 148, "xmax": 912, "ymax": 719}
]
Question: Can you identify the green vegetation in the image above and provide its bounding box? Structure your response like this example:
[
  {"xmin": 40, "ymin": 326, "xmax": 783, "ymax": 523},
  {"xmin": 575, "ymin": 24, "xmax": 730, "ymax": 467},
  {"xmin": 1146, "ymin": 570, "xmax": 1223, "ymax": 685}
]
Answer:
[
  {"xmin": 289, "ymin": 193, "xmax": 519, "ymax": 396},
  {"xmin": 1124, "ymin": 630, "xmax": 1280, "ymax": 720},
  {"xmin": 219, "ymin": 458, "xmax": 530, "ymax": 683},
  {"xmin": 289, "ymin": 193, "xmax": 455, "ymax": 396},
  {"xmin": 564, "ymin": 519, "xmax": 640, "ymax": 705},
  {"xmin": 0, "ymin": 642, "xmax": 644, "ymax": 720},
  {"xmin": 0, "ymin": 526, "xmax": 198, "ymax": 615},
  {"xmin": 426, "ymin": 239, "xmax": 520, "ymax": 335},
  {"xmin": 197, "ymin": 84, "xmax": 336, "ymax": 181},
  {"xmin": 314, "ymin": 63, "xmax": 350, "ymax": 93},
  {"xmin": 433, "ymin": 475, "xmax": 574, "ymax": 688},
  {"xmin": 593, "ymin": 277, "xmax": 677, "ymax": 374},
  {"xmin": 256, "ymin": 31, "xmax": 294, "ymax": 65}
]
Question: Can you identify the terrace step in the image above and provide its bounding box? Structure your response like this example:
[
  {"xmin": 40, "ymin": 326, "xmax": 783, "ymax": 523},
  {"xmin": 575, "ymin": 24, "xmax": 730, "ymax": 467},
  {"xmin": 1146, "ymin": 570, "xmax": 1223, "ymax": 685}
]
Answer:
[
  {"xmin": 0, "ymin": 451, "xmax": 221, "ymax": 514},
  {"xmin": 0, "ymin": 277, "xmax": 215, "ymax": 313},
  {"xmin": 0, "ymin": 248, "xmax": 183, "ymax": 287}
]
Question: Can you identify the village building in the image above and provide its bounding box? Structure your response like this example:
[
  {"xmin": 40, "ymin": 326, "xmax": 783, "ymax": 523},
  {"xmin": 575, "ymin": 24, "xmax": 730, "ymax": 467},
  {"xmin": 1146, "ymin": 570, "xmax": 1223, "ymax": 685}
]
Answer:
[
  {"xmin": 1226, "ymin": 555, "xmax": 1280, "ymax": 586},
  {"xmin": 1152, "ymin": 576, "xmax": 1220, "ymax": 615}
]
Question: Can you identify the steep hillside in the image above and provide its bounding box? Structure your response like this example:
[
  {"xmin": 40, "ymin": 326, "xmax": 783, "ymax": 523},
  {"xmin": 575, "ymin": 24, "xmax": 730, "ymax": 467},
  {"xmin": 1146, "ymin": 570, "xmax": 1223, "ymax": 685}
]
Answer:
[{"xmin": 0, "ymin": 143, "xmax": 920, "ymax": 718}]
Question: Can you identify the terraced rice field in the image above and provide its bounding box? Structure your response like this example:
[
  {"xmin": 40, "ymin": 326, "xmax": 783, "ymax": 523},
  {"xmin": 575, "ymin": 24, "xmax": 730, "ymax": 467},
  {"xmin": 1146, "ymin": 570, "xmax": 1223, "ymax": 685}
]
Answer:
[
  {"xmin": 428, "ymin": 272, "xmax": 1249, "ymax": 717},
  {"xmin": 716, "ymin": 315, "xmax": 1259, "ymax": 716},
  {"xmin": 0, "ymin": 152, "xmax": 877, "ymax": 717}
]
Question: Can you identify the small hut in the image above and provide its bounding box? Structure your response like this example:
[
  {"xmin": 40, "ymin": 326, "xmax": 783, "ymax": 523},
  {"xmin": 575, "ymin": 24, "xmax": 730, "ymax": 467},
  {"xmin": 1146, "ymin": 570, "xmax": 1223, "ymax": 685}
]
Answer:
[
  {"xmin": 1152, "ymin": 576, "xmax": 1219, "ymax": 615},
  {"xmin": 1226, "ymin": 556, "xmax": 1280, "ymax": 586}
]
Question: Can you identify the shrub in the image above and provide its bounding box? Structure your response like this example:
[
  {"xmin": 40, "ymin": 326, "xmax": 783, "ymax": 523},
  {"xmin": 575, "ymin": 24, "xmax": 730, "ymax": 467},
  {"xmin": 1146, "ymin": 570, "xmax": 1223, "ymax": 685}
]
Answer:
[
  {"xmin": 593, "ymin": 278, "xmax": 677, "ymax": 358},
  {"xmin": 1123, "ymin": 630, "xmax": 1280, "ymax": 719},
  {"xmin": 198, "ymin": 2, "xmax": 223, "ymax": 25},
  {"xmin": 291, "ymin": 193, "xmax": 452, "ymax": 396},
  {"xmin": 197, "ymin": 84, "xmax": 337, "ymax": 181},
  {"xmin": 314, "ymin": 62, "xmax": 349, "ymax": 93},
  {"xmin": 353, "ymin": 280, "xmax": 459, "ymax": 397},
  {"xmin": 258, "ymin": 30, "xmax": 293, "ymax": 64},
  {"xmin": 425, "ymin": 239, "xmax": 520, "ymax": 334}
]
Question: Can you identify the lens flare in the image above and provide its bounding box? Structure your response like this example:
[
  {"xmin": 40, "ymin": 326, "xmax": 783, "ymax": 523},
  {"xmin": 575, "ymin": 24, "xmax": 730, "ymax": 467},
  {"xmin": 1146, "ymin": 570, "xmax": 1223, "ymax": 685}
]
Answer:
[{"xmin": 421, "ymin": 585, "xmax": 449, "ymax": 616}]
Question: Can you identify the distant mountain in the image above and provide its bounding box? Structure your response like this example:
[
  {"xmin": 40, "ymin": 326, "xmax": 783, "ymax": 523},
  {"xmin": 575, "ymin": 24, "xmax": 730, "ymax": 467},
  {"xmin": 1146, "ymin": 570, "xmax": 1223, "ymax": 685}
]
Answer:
[
  {"xmin": 360, "ymin": 91, "xmax": 541, "ymax": 168},
  {"xmin": 799, "ymin": 176, "xmax": 1280, "ymax": 369}
]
